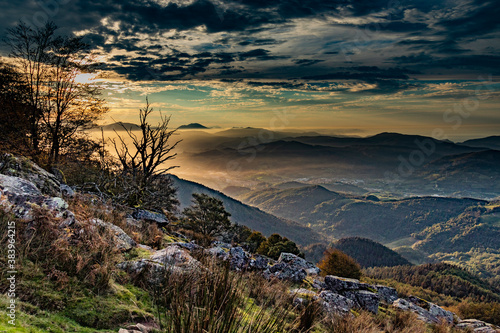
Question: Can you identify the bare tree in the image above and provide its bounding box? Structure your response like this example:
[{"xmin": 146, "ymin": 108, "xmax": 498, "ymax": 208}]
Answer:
[
  {"xmin": 41, "ymin": 35, "xmax": 107, "ymax": 164},
  {"xmin": 6, "ymin": 21, "xmax": 108, "ymax": 164},
  {"xmin": 111, "ymin": 99, "xmax": 181, "ymax": 211},
  {"xmin": 6, "ymin": 21, "xmax": 56, "ymax": 158}
]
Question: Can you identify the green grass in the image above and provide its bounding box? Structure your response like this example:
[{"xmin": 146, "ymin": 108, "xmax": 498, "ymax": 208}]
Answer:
[{"xmin": 0, "ymin": 295, "xmax": 112, "ymax": 333}]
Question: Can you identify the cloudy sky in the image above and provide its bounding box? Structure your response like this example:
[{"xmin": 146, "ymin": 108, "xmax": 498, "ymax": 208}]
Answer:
[{"xmin": 1, "ymin": 0, "xmax": 499, "ymax": 139}]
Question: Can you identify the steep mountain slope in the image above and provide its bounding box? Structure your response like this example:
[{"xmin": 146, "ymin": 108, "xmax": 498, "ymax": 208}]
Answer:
[
  {"xmin": 332, "ymin": 237, "xmax": 411, "ymax": 268},
  {"xmin": 169, "ymin": 175, "xmax": 326, "ymax": 246}
]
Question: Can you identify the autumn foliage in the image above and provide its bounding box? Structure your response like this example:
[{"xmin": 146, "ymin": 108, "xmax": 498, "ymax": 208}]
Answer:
[{"xmin": 317, "ymin": 248, "xmax": 362, "ymax": 279}]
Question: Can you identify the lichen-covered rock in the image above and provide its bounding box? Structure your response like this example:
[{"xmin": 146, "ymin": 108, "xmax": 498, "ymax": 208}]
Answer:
[
  {"xmin": 90, "ymin": 218, "xmax": 136, "ymax": 251},
  {"xmin": 249, "ymin": 255, "xmax": 271, "ymax": 270},
  {"xmin": 265, "ymin": 262, "xmax": 306, "ymax": 283},
  {"xmin": 118, "ymin": 245, "xmax": 200, "ymax": 285},
  {"xmin": 60, "ymin": 184, "xmax": 75, "ymax": 198},
  {"xmin": 0, "ymin": 154, "xmax": 60, "ymax": 196},
  {"xmin": 132, "ymin": 209, "xmax": 168, "ymax": 224},
  {"xmin": 0, "ymin": 174, "xmax": 73, "ymax": 225},
  {"xmin": 278, "ymin": 253, "xmax": 320, "ymax": 276},
  {"xmin": 375, "ymin": 285, "xmax": 398, "ymax": 304},
  {"xmin": 229, "ymin": 246, "xmax": 251, "ymax": 270},
  {"xmin": 344, "ymin": 290, "xmax": 380, "ymax": 314},
  {"xmin": 150, "ymin": 245, "xmax": 200, "ymax": 270},
  {"xmin": 207, "ymin": 246, "xmax": 230, "ymax": 260},
  {"xmin": 407, "ymin": 296, "xmax": 455, "ymax": 324},
  {"xmin": 319, "ymin": 291, "xmax": 355, "ymax": 315},
  {"xmin": 264, "ymin": 253, "xmax": 319, "ymax": 283},
  {"xmin": 456, "ymin": 319, "xmax": 499, "ymax": 333},
  {"xmin": 392, "ymin": 298, "xmax": 439, "ymax": 324},
  {"xmin": 170, "ymin": 242, "xmax": 202, "ymax": 252},
  {"xmin": 324, "ymin": 275, "xmax": 372, "ymax": 293}
]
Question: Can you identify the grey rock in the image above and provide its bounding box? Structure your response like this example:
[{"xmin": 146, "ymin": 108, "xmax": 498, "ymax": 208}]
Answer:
[
  {"xmin": 428, "ymin": 303, "xmax": 454, "ymax": 324},
  {"xmin": 392, "ymin": 298, "xmax": 439, "ymax": 324},
  {"xmin": 319, "ymin": 291, "xmax": 355, "ymax": 315},
  {"xmin": 138, "ymin": 244, "xmax": 154, "ymax": 251},
  {"xmin": 345, "ymin": 290, "xmax": 379, "ymax": 314},
  {"xmin": 324, "ymin": 275, "xmax": 372, "ymax": 293},
  {"xmin": 150, "ymin": 245, "xmax": 200, "ymax": 270},
  {"xmin": 229, "ymin": 246, "xmax": 250, "ymax": 270},
  {"xmin": 170, "ymin": 242, "xmax": 202, "ymax": 251},
  {"xmin": 132, "ymin": 209, "xmax": 168, "ymax": 224},
  {"xmin": 375, "ymin": 285, "xmax": 398, "ymax": 304},
  {"xmin": 90, "ymin": 218, "xmax": 136, "ymax": 251},
  {"xmin": 278, "ymin": 253, "xmax": 320, "ymax": 276},
  {"xmin": 264, "ymin": 253, "xmax": 319, "ymax": 283},
  {"xmin": 266, "ymin": 262, "xmax": 306, "ymax": 283},
  {"xmin": 0, "ymin": 154, "xmax": 60, "ymax": 196},
  {"xmin": 456, "ymin": 319, "xmax": 499, "ymax": 333},
  {"xmin": 249, "ymin": 255, "xmax": 271, "ymax": 270},
  {"xmin": 60, "ymin": 184, "xmax": 75, "ymax": 198},
  {"xmin": 0, "ymin": 174, "xmax": 71, "ymax": 223},
  {"xmin": 408, "ymin": 296, "xmax": 454, "ymax": 324},
  {"xmin": 207, "ymin": 246, "xmax": 230, "ymax": 260}
]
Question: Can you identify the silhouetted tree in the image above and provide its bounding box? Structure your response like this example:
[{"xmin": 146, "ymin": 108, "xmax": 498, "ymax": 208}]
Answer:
[
  {"xmin": 182, "ymin": 193, "xmax": 231, "ymax": 238},
  {"xmin": 111, "ymin": 99, "xmax": 180, "ymax": 211},
  {"xmin": 6, "ymin": 21, "xmax": 108, "ymax": 164}
]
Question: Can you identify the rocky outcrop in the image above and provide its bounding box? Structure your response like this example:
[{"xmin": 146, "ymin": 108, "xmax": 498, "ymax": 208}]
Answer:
[
  {"xmin": 456, "ymin": 319, "xmax": 499, "ymax": 333},
  {"xmin": 319, "ymin": 291, "xmax": 356, "ymax": 315},
  {"xmin": 374, "ymin": 285, "xmax": 398, "ymax": 304},
  {"xmin": 118, "ymin": 244, "xmax": 200, "ymax": 284},
  {"xmin": 0, "ymin": 174, "xmax": 74, "ymax": 225},
  {"xmin": 264, "ymin": 252, "xmax": 320, "ymax": 283},
  {"xmin": 132, "ymin": 209, "xmax": 169, "ymax": 224},
  {"xmin": 0, "ymin": 153, "xmax": 60, "ymax": 196},
  {"xmin": 90, "ymin": 218, "xmax": 136, "ymax": 251},
  {"xmin": 321, "ymin": 276, "xmax": 380, "ymax": 314},
  {"xmin": 392, "ymin": 298, "xmax": 455, "ymax": 324}
]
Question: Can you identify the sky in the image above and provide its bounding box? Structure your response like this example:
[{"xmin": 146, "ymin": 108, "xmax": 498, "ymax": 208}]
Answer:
[{"xmin": 1, "ymin": 0, "xmax": 499, "ymax": 140}]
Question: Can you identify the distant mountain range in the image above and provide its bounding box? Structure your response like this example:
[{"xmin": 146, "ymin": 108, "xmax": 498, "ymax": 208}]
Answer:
[
  {"xmin": 177, "ymin": 123, "xmax": 208, "ymax": 129},
  {"xmin": 182, "ymin": 131, "xmax": 500, "ymax": 199},
  {"xmin": 461, "ymin": 136, "xmax": 500, "ymax": 150},
  {"xmin": 98, "ymin": 122, "xmax": 141, "ymax": 131}
]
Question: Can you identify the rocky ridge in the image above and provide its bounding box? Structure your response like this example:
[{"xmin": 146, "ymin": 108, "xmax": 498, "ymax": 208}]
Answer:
[{"xmin": 0, "ymin": 154, "xmax": 498, "ymax": 333}]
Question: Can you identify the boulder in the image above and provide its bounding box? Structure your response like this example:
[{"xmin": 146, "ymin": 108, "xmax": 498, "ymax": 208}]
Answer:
[
  {"xmin": 324, "ymin": 275, "xmax": 372, "ymax": 293},
  {"xmin": 169, "ymin": 242, "xmax": 202, "ymax": 252},
  {"xmin": 456, "ymin": 319, "xmax": 499, "ymax": 333},
  {"xmin": 408, "ymin": 296, "xmax": 454, "ymax": 324},
  {"xmin": 278, "ymin": 253, "xmax": 320, "ymax": 276},
  {"xmin": 344, "ymin": 290, "xmax": 380, "ymax": 314},
  {"xmin": 319, "ymin": 291, "xmax": 355, "ymax": 315},
  {"xmin": 132, "ymin": 209, "xmax": 168, "ymax": 224},
  {"xmin": 207, "ymin": 246, "xmax": 230, "ymax": 260},
  {"xmin": 249, "ymin": 255, "xmax": 271, "ymax": 270},
  {"xmin": 60, "ymin": 184, "xmax": 75, "ymax": 198},
  {"xmin": 392, "ymin": 298, "xmax": 439, "ymax": 324},
  {"xmin": 264, "ymin": 253, "xmax": 319, "ymax": 283},
  {"xmin": 90, "ymin": 218, "xmax": 136, "ymax": 251},
  {"xmin": 150, "ymin": 245, "xmax": 200, "ymax": 270},
  {"xmin": 375, "ymin": 285, "xmax": 398, "ymax": 304},
  {"xmin": 0, "ymin": 174, "xmax": 74, "ymax": 225},
  {"xmin": 290, "ymin": 288, "xmax": 318, "ymax": 308},
  {"xmin": 0, "ymin": 154, "xmax": 60, "ymax": 196},
  {"xmin": 229, "ymin": 246, "xmax": 251, "ymax": 270}
]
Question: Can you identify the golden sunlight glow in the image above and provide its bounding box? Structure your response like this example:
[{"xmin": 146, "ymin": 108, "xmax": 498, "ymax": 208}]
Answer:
[{"xmin": 74, "ymin": 73, "xmax": 97, "ymax": 84}]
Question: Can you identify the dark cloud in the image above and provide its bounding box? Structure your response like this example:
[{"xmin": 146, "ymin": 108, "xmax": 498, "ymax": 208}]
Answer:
[{"xmin": 293, "ymin": 59, "xmax": 325, "ymax": 66}]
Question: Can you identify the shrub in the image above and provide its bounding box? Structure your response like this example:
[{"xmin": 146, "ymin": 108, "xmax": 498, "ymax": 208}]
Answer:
[{"xmin": 318, "ymin": 248, "xmax": 362, "ymax": 279}]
